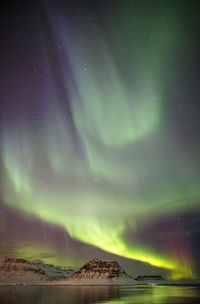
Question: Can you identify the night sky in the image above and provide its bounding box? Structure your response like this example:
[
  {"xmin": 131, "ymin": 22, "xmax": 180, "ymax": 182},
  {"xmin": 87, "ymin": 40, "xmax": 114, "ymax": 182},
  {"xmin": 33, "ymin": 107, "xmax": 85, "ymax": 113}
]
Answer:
[{"xmin": 0, "ymin": 0, "xmax": 200, "ymax": 280}]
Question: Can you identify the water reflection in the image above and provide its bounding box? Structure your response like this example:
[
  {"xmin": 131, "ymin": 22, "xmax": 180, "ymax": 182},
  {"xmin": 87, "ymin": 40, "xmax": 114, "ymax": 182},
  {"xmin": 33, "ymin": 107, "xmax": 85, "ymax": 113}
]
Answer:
[
  {"xmin": 0, "ymin": 286, "xmax": 120, "ymax": 304},
  {"xmin": 100, "ymin": 286, "xmax": 200, "ymax": 304},
  {"xmin": 0, "ymin": 285, "xmax": 200, "ymax": 304}
]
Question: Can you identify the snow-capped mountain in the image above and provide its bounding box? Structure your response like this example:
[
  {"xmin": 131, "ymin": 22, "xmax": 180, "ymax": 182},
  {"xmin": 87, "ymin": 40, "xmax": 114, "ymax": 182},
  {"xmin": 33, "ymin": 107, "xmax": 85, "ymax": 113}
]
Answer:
[
  {"xmin": 49, "ymin": 259, "xmax": 137, "ymax": 285},
  {"xmin": 34, "ymin": 260, "xmax": 74, "ymax": 280},
  {"xmin": 0, "ymin": 258, "xmax": 74, "ymax": 285}
]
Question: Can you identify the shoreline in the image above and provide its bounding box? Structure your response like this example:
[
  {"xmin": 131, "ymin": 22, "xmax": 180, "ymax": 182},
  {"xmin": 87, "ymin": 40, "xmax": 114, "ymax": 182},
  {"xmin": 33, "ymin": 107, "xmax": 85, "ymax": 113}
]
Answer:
[{"xmin": 0, "ymin": 283, "xmax": 135, "ymax": 286}]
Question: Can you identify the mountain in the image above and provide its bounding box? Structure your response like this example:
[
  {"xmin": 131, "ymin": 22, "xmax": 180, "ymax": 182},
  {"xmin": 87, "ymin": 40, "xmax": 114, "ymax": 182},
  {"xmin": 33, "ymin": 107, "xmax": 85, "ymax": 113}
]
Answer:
[
  {"xmin": 34, "ymin": 260, "xmax": 74, "ymax": 280},
  {"xmin": 0, "ymin": 258, "xmax": 47, "ymax": 285},
  {"xmin": 49, "ymin": 258, "xmax": 137, "ymax": 285},
  {"xmin": 135, "ymin": 275, "xmax": 171, "ymax": 285},
  {"xmin": 0, "ymin": 258, "xmax": 74, "ymax": 285}
]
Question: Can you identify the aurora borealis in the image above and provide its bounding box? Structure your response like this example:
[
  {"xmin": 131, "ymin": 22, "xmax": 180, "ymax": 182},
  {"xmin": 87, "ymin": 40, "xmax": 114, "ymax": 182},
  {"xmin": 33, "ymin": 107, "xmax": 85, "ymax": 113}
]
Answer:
[{"xmin": 0, "ymin": 0, "xmax": 200, "ymax": 280}]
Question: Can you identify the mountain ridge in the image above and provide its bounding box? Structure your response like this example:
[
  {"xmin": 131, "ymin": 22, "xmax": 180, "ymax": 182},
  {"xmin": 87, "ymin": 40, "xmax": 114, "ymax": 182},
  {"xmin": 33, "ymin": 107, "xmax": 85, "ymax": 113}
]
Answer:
[{"xmin": 0, "ymin": 257, "xmax": 74, "ymax": 285}]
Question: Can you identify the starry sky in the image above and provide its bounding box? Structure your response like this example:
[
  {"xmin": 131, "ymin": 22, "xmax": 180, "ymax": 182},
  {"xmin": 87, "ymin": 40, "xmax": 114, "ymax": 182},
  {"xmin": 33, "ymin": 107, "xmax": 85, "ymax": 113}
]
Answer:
[{"xmin": 0, "ymin": 0, "xmax": 200, "ymax": 280}]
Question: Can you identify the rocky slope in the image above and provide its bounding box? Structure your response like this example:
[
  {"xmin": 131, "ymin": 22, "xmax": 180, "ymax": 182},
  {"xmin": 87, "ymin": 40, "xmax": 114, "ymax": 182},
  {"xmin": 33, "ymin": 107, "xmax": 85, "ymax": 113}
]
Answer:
[
  {"xmin": 49, "ymin": 259, "xmax": 136, "ymax": 285},
  {"xmin": 0, "ymin": 258, "xmax": 74, "ymax": 285}
]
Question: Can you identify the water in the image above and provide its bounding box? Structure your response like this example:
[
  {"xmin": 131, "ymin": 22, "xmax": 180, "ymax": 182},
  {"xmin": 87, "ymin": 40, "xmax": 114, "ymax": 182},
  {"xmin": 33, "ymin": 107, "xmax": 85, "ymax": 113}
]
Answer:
[{"xmin": 0, "ymin": 285, "xmax": 200, "ymax": 304}]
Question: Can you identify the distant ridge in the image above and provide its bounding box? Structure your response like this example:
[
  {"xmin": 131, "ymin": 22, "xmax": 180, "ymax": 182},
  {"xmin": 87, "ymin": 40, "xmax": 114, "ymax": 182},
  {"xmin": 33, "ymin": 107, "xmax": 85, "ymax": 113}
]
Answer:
[
  {"xmin": 135, "ymin": 275, "xmax": 171, "ymax": 285},
  {"xmin": 135, "ymin": 275, "xmax": 164, "ymax": 281}
]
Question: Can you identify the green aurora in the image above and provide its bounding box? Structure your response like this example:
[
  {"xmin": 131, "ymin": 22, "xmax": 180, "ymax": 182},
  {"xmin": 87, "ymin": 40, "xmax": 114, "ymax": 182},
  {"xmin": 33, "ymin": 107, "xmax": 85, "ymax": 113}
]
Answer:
[{"xmin": 1, "ymin": 0, "xmax": 200, "ymax": 280}]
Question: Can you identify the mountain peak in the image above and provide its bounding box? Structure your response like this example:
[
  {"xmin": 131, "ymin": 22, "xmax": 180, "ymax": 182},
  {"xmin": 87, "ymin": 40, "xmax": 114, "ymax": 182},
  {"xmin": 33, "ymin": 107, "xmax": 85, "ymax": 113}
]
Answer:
[
  {"xmin": 49, "ymin": 258, "xmax": 136, "ymax": 285},
  {"xmin": 76, "ymin": 258, "xmax": 128, "ymax": 279}
]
